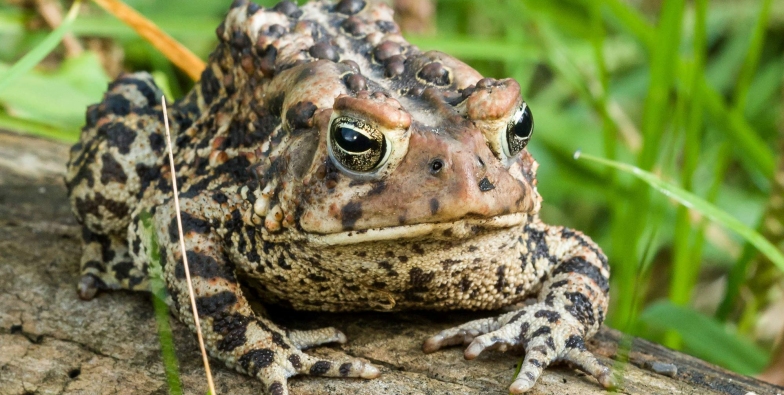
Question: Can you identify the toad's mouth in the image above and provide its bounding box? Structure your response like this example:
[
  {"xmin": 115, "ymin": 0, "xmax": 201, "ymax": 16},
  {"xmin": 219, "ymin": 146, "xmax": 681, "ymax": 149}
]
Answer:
[{"xmin": 296, "ymin": 212, "xmax": 529, "ymax": 246}]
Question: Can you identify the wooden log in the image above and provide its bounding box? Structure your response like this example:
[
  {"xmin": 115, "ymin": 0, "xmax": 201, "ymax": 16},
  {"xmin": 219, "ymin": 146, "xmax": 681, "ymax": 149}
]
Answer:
[{"xmin": 0, "ymin": 130, "xmax": 780, "ymax": 395}]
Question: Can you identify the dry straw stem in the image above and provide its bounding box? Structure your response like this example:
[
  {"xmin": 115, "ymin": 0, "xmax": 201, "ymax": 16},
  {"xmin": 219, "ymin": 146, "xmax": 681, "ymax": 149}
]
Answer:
[
  {"xmin": 162, "ymin": 97, "xmax": 217, "ymax": 395},
  {"xmin": 91, "ymin": 0, "xmax": 205, "ymax": 80}
]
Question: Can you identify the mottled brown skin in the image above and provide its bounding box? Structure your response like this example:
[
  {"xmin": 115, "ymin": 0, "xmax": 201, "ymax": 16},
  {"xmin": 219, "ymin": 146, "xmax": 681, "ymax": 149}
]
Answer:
[{"xmin": 65, "ymin": 0, "xmax": 613, "ymax": 393}]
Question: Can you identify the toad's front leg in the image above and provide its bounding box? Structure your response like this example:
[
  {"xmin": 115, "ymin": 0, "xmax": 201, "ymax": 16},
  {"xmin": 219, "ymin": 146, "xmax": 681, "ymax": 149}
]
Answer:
[
  {"xmin": 423, "ymin": 219, "xmax": 613, "ymax": 393},
  {"xmin": 148, "ymin": 197, "xmax": 379, "ymax": 394}
]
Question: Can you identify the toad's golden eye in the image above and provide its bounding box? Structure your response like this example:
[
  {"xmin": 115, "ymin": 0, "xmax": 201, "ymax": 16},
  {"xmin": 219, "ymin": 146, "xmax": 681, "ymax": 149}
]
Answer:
[
  {"xmin": 329, "ymin": 117, "xmax": 388, "ymax": 173},
  {"xmin": 504, "ymin": 103, "xmax": 534, "ymax": 157}
]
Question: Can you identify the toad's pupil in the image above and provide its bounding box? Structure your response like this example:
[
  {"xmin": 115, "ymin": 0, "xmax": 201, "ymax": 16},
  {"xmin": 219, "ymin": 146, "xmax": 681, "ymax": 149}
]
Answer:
[
  {"xmin": 513, "ymin": 106, "xmax": 534, "ymax": 139},
  {"xmin": 336, "ymin": 126, "xmax": 374, "ymax": 153}
]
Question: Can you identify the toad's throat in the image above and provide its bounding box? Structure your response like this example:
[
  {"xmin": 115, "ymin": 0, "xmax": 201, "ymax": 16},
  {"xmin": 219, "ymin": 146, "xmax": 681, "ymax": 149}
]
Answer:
[{"xmin": 291, "ymin": 212, "xmax": 529, "ymax": 246}]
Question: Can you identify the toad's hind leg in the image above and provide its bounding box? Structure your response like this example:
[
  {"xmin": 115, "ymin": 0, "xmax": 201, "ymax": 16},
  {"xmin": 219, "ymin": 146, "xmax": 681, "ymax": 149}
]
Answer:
[
  {"xmin": 77, "ymin": 227, "xmax": 149, "ymax": 300},
  {"xmin": 66, "ymin": 73, "xmax": 167, "ymax": 299}
]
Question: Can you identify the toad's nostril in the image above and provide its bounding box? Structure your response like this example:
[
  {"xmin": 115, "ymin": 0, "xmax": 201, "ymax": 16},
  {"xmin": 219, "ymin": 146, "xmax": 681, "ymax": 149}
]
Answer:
[{"xmin": 478, "ymin": 177, "xmax": 495, "ymax": 192}]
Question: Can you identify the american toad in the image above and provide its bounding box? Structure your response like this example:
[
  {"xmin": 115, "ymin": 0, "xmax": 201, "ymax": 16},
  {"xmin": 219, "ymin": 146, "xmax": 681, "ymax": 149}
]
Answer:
[{"xmin": 65, "ymin": 0, "xmax": 613, "ymax": 393}]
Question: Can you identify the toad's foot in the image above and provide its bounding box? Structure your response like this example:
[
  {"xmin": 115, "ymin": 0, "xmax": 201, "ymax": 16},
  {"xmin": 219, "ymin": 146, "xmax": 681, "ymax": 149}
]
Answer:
[
  {"xmin": 423, "ymin": 304, "xmax": 614, "ymax": 393},
  {"xmin": 250, "ymin": 344, "xmax": 380, "ymax": 395}
]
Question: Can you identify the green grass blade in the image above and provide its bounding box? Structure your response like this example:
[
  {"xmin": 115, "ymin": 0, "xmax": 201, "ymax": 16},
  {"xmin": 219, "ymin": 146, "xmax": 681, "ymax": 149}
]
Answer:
[
  {"xmin": 140, "ymin": 211, "xmax": 183, "ymax": 395},
  {"xmin": 640, "ymin": 301, "xmax": 768, "ymax": 374},
  {"xmin": 0, "ymin": 0, "xmax": 81, "ymax": 93},
  {"xmin": 732, "ymin": 0, "xmax": 773, "ymax": 112},
  {"xmin": 598, "ymin": 0, "xmax": 775, "ymax": 178},
  {"xmin": 575, "ymin": 152, "xmax": 784, "ymax": 271}
]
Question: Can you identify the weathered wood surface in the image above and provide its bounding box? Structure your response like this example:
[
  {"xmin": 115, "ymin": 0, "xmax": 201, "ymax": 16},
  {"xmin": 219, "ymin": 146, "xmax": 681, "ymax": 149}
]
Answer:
[{"xmin": 1, "ymin": 130, "xmax": 781, "ymax": 395}]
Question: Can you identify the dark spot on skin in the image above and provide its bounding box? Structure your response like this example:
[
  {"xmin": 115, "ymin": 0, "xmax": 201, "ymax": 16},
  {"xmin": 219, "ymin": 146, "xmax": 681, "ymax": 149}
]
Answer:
[
  {"xmin": 274, "ymin": 1, "xmax": 302, "ymax": 18},
  {"xmin": 238, "ymin": 348, "xmax": 275, "ymax": 376},
  {"xmin": 459, "ymin": 277, "xmax": 472, "ymax": 292},
  {"xmin": 418, "ymin": 62, "xmax": 450, "ymax": 86},
  {"xmin": 495, "ymin": 265, "xmax": 507, "ymax": 292},
  {"xmin": 529, "ymin": 359, "xmax": 542, "ymax": 368},
  {"xmin": 75, "ymin": 193, "xmax": 129, "ymax": 220},
  {"xmin": 552, "ymin": 257, "xmax": 609, "ymax": 292},
  {"xmin": 544, "ymin": 292, "xmax": 556, "ymax": 306},
  {"xmin": 409, "ymin": 267, "xmax": 434, "ymax": 286},
  {"xmin": 441, "ymin": 259, "xmax": 460, "ymax": 270},
  {"xmin": 102, "ymin": 94, "xmax": 131, "ymax": 117},
  {"xmin": 546, "ymin": 336, "xmax": 556, "ymax": 351},
  {"xmin": 112, "ymin": 260, "xmax": 134, "ymax": 280},
  {"xmin": 549, "ymin": 279, "xmax": 569, "ymax": 289},
  {"xmin": 99, "ymin": 153, "xmax": 127, "ymax": 185},
  {"xmin": 214, "ymin": 313, "xmax": 250, "ymax": 352},
  {"xmin": 339, "ymin": 362, "xmax": 352, "ymax": 376},
  {"xmin": 367, "ymin": 180, "xmax": 386, "ymax": 196},
  {"xmin": 478, "ymin": 177, "xmax": 495, "ymax": 192},
  {"xmin": 148, "ymin": 132, "xmax": 165, "ymax": 152},
  {"xmin": 534, "ymin": 310, "xmax": 561, "ymax": 323},
  {"xmin": 529, "ymin": 326, "xmax": 551, "ymax": 339},
  {"xmin": 529, "ymin": 345, "xmax": 548, "ymax": 356},
  {"xmin": 517, "ymin": 322, "xmax": 530, "ymax": 343},
  {"xmin": 271, "ymin": 332, "xmax": 290, "ymax": 348},
  {"xmin": 213, "ymin": 191, "xmax": 228, "ymax": 204},
  {"xmin": 246, "ymin": 2, "xmax": 260, "ymax": 16},
  {"xmin": 286, "ymin": 101, "xmax": 317, "ymax": 130},
  {"xmin": 341, "ymin": 201, "xmax": 362, "ymax": 229},
  {"xmin": 411, "ymin": 244, "xmax": 425, "ymax": 255},
  {"xmin": 310, "ymin": 361, "xmax": 332, "ymax": 376},
  {"xmin": 169, "ymin": 212, "xmax": 211, "ymax": 241},
  {"xmin": 199, "ymin": 66, "xmax": 221, "ymax": 105},
  {"xmin": 269, "ymin": 382, "xmax": 285, "ymax": 395},
  {"xmin": 344, "ymin": 73, "xmax": 367, "ymax": 92},
  {"xmin": 565, "ymin": 292, "xmax": 596, "ymax": 327},
  {"xmin": 276, "ymin": 254, "xmax": 292, "ymax": 270},
  {"xmin": 131, "ymin": 235, "xmax": 141, "ymax": 256},
  {"xmin": 258, "ymin": 44, "xmax": 278, "ymax": 78},
  {"xmin": 309, "ymin": 41, "xmax": 339, "ymax": 62},
  {"xmin": 564, "ymin": 335, "xmax": 586, "ymax": 350},
  {"xmin": 288, "ymin": 354, "xmax": 302, "ymax": 369},
  {"xmin": 175, "ymin": 251, "xmax": 236, "ymax": 281},
  {"xmin": 308, "ymin": 273, "xmax": 329, "ymax": 282},
  {"xmin": 110, "ymin": 75, "xmax": 159, "ymax": 105},
  {"xmin": 195, "ymin": 291, "xmax": 238, "ymax": 317},
  {"xmin": 371, "ymin": 281, "xmax": 386, "ymax": 289},
  {"xmin": 101, "ymin": 122, "xmax": 137, "ymax": 155},
  {"xmin": 334, "ymin": 0, "xmax": 365, "ymax": 15},
  {"xmin": 429, "ymin": 198, "xmax": 439, "ymax": 215}
]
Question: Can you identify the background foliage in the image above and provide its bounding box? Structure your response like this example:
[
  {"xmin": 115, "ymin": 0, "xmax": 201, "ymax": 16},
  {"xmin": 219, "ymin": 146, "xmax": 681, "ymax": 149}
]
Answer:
[{"xmin": 1, "ymin": 0, "xmax": 783, "ymax": 377}]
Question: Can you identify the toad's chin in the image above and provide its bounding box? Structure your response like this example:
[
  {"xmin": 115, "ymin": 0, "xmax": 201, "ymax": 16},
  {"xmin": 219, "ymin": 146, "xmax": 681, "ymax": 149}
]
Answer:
[{"xmin": 293, "ymin": 212, "xmax": 529, "ymax": 246}]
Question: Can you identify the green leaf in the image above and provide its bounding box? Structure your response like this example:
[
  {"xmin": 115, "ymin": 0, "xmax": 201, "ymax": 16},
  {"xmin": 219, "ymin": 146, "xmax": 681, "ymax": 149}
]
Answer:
[
  {"xmin": 640, "ymin": 301, "xmax": 769, "ymax": 374},
  {"xmin": 575, "ymin": 152, "xmax": 784, "ymax": 272},
  {"xmin": 0, "ymin": 0, "xmax": 81, "ymax": 93},
  {"xmin": 0, "ymin": 52, "xmax": 109, "ymax": 136}
]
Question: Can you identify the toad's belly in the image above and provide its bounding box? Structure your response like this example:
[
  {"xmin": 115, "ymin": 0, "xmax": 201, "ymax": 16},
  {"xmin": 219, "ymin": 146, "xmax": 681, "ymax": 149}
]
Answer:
[{"xmin": 236, "ymin": 225, "xmax": 543, "ymax": 312}]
